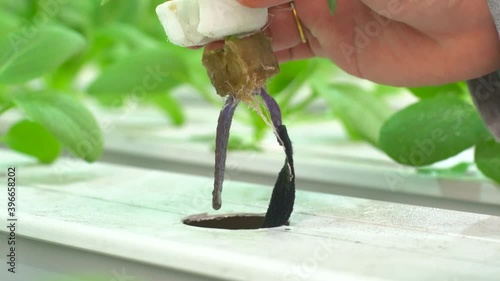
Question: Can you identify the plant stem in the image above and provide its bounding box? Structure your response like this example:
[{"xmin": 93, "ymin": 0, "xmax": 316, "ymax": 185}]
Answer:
[{"xmin": 213, "ymin": 96, "xmax": 239, "ymax": 210}]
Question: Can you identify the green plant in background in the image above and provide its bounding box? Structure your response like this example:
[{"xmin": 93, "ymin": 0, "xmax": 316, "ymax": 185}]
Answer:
[
  {"xmin": 327, "ymin": 0, "xmax": 337, "ymax": 15},
  {"xmin": 379, "ymin": 93, "xmax": 500, "ymax": 182},
  {"xmin": 273, "ymin": 58, "xmax": 500, "ymax": 183},
  {"xmin": 0, "ymin": 0, "xmax": 498, "ymax": 184},
  {"xmin": 0, "ymin": 19, "xmax": 102, "ymax": 162},
  {"xmin": 0, "ymin": 0, "xmax": 198, "ymax": 162}
]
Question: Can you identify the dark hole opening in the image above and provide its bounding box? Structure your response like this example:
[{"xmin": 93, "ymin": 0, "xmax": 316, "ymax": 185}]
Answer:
[{"xmin": 183, "ymin": 214, "xmax": 288, "ymax": 230}]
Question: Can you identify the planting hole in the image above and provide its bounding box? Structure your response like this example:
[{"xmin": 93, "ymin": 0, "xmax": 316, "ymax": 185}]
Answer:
[{"xmin": 183, "ymin": 213, "xmax": 286, "ymax": 230}]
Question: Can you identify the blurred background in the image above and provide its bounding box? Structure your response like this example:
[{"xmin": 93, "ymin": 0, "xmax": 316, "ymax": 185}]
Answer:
[{"xmin": 0, "ymin": 0, "xmax": 498, "ymax": 198}]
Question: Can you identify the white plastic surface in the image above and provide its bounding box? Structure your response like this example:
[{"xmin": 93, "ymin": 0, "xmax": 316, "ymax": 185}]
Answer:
[{"xmin": 1, "ymin": 151, "xmax": 499, "ymax": 281}]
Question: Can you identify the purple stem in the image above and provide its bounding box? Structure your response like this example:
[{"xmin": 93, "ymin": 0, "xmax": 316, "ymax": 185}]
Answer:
[
  {"xmin": 213, "ymin": 96, "xmax": 239, "ymax": 210},
  {"xmin": 259, "ymin": 88, "xmax": 282, "ymax": 128}
]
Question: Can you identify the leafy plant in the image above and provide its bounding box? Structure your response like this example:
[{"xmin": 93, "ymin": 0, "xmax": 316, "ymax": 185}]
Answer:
[
  {"xmin": 0, "ymin": 0, "xmax": 189, "ymax": 162},
  {"xmin": 0, "ymin": 21, "xmax": 102, "ymax": 162},
  {"xmin": 417, "ymin": 162, "xmax": 473, "ymax": 178},
  {"xmin": 1, "ymin": 119, "xmax": 61, "ymax": 163},
  {"xmin": 475, "ymin": 138, "xmax": 500, "ymax": 183},
  {"xmin": 261, "ymin": 58, "xmax": 500, "ymax": 184},
  {"xmin": 379, "ymin": 95, "xmax": 488, "ymax": 166},
  {"xmin": 0, "ymin": 0, "xmax": 498, "ymax": 185}
]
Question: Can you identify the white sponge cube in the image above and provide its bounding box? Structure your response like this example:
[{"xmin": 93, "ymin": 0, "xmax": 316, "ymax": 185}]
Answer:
[
  {"xmin": 197, "ymin": 0, "xmax": 268, "ymax": 38},
  {"xmin": 156, "ymin": 0, "xmax": 210, "ymax": 46},
  {"xmin": 156, "ymin": 0, "xmax": 268, "ymax": 47}
]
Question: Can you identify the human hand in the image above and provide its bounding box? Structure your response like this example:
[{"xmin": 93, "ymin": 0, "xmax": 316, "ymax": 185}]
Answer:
[{"xmin": 237, "ymin": 0, "xmax": 500, "ymax": 87}]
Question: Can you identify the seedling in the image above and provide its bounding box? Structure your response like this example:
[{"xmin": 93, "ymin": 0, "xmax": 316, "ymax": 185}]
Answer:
[
  {"xmin": 204, "ymin": 35, "xmax": 295, "ymax": 227},
  {"xmin": 0, "ymin": 0, "xmax": 497, "ymax": 192},
  {"xmin": 157, "ymin": 0, "xmax": 295, "ymax": 227}
]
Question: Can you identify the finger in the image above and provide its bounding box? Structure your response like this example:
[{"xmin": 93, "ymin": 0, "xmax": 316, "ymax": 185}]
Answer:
[
  {"xmin": 360, "ymin": 0, "xmax": 485, "ymax": 32},
  {"xmin": 275, "ymin": 42, "xmax": 315, "ymax": 62},
  {"xmin": 360, "ymin": 0, "xmax": 465, "ymax": 16},
  {"xmin": 264, "ymin": 4, "xmax": 305, "ymax": 52},
  {"xmin": 238, "ymin": 0, "xmax": 291, "ymax": 8}
]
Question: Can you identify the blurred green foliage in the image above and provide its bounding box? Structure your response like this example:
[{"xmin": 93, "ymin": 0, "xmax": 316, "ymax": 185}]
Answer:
[
  {"xmin": 0, "ymin": 0, "xmax": 193, "ymax": 162},
  {"xmin": 327, "ymin": 0, "xmax": 337, "ymax": 15},
  {"xmin": 0, "ymin": 0, "xmax": 497, "ymax": 183},
  {"xmin": 379, "ymin": 95, "xmax": 489, "ymax": 166}
]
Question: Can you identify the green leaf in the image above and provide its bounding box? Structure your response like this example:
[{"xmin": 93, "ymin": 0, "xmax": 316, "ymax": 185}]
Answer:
[
  {"xmin": 182, "ymin": 48, "xmax": 219, "ymax": 104},
  {"xmin": 326, "ymin": 0, "xmax": 337, "ymax": 15},
  {"xmin": 96, "ymin": 23, "xmax": 159, "ymax": 50},
  {"xmin": 11, "ymin": 91, "xmax": 103, "ymax": 162},
  {"xmin": 270, "ymin": 60, "xmax": 323, "ymax": 110},
  {"xmin": 408, "ymin": 82, "xmax": 466, "ymax": 99},
  {"xmin": 314, "ymin": 82, "xmax": 393, "ymax": 145},
  {"xmin": 417, "ymin": 162, "xmax": 472, "ymax": 178},
  {"xmin": 0, "ymin": 102, "xmax": 13, "ymax": 116},
  {"xmin": 97, "ymin": 0, "xmax": 142, "ymax": 24},
  {"xmin": 268, "ymin": 60, "xmax": 310, "ymax": 95},
  {"xmin": 374, "ymin": 85, "xmax": 406, "ymax": 97},
  {"xmin": 0, "ymin": 10, "xmax": 22, "ymax": 36},
  {"xmin": 379, "ymin": 95, "xmax": 488, "ymax": 167},
  {"xmin": 0, "ymin": 1, "xmax": 33, "ymax": 19},
  {"xmin": 87, "ymin": 48, "xmax": 187, "ymax": 96},
  {"xmin": 2, "ymin": 120, "xmax": 61, "ymax": 163},
  {"xmin": 56, "ymin": 0, "xmax": 100, "ymax": 35},
  {"xmin": 149, "ymin": 94, "xmax": 185, "ymax": 126},
  {"xmin": 0, "ymin": 25, "xmax": 86, "ymax": 84},
  {"xmin": 227, "ymin": 135, "xmax": 261, "ymax": 151},
  {"xmin": 475, "ymin": 139, "xmax": 500, "ymax": 183}
]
